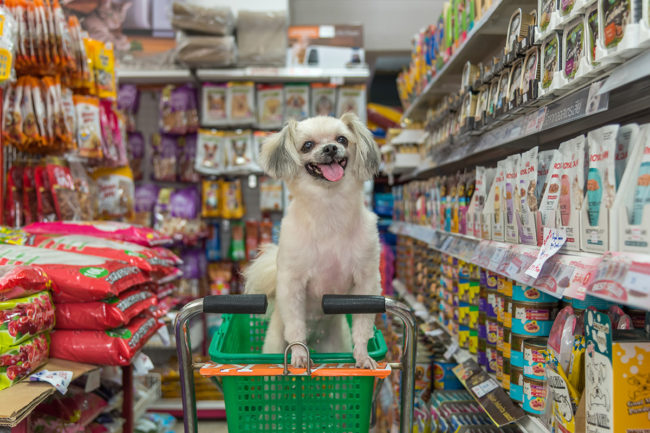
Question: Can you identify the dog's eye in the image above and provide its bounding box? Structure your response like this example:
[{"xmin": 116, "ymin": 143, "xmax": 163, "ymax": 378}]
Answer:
[
  {"xmin": 301, "ymin": 141, "xmax": 315, "ymax": 153},
  {"xmin": 336, "ymin": 136, "xmax": 348, "ymax": 146}
]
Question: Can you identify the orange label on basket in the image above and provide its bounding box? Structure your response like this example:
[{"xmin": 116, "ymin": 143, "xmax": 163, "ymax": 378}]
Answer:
[{"xmin": 200, "ymin": 362, "xmax": 392, "ymax": 378}]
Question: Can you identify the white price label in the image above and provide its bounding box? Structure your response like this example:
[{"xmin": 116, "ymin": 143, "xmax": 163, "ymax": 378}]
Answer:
[
  {"xmin": 444, "ymin": 341, "xmax": 459, "ymax": 360},
  {"xmin": 425, "ymin": 329, "xmax": 445, "ymax": 338},
  {"xmin": 622, "ymin": 270, "xmax": 650, "ymax": 295},
  {"xmin": 471, "ymin": 378, "xmax": 499, "ymax": 398},
  {"xmin": 526, "ymin": 228, "xmax": 567, "ymax": 279}
]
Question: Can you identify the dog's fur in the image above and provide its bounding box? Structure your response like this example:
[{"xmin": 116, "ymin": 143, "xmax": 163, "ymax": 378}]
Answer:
[{"xmin": 244, "ymin": 113, "xmax": 382, "ymax": 369}]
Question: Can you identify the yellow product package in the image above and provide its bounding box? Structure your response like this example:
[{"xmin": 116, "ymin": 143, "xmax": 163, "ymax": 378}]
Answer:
[
  {"xmin": 202, "ymin": 179, "xmax": 222, "ymax": 218},
  {"xmin": 92, "ymin": 40, "xmax": 116, "ymax": 99},
  {"xmin": 221, "ymin": 178, "xmax": 245, "ymax": 219}
]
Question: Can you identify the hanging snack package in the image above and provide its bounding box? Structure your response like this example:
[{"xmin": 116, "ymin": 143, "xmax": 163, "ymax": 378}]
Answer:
[
  {"xmin": 0, "ymin": 291, "xmax": 54, "ymax": 349},
  {"xmin": 55, "ymin": 289, "xmax": 157, "ymax": 330},
  {"xmin": 208, "ymin": 262, "xmax": 231, "ymax": 295},
  {"xmin": 536, "ymin": 149, "xmax": 556, "ymax": 204},
  {"xmin": 178, "ymin": 134, "xmax": 200, "ymax": 183},
  {"xmin": 311, "ymin": 83, "xmax": 337, "ymax": 117},
  {"xmin": 127, "ymin": 132, "xmax": 145, "ymax": 181},
  {"xmin": 134, "ymin": 183, "xmax": 160, "ymax": 227},
  {"xmin": 73, "ymin": 95, "xmax": 103, "ymax": 159},
  {"xmin": 336, "ymin": 84, "xmax": 367, "ymax": 123},
  {"xmin": 186, "ymin": 85, "xmax": 199, "ymax": 133},
  {"xmin": 60, "ymin": 87, "xmax": 76, "ymax": 142},
  {"xmin": 504, "ymin": 154, "xmax": 521, "ymax": 243},
  {"xmin": 152, "ymin": 133, "xmax": 178, "ymax": 182},
  {"xmin": 46, "ymin": 162, "xmax": 80, "ymax": 221},
  {"xmin": 92, "ymin": 41, "xmax": 116, "ymax": 99},
  {"xmin": 260, "ymin": 177, "xmax": 283, "ymax": 212},
  {"xmin": 201, "ymin": 83, "xmax": 228, "ymax": 127},
  {"xmin": 50, "ymin": 315, "xmax": 162, "ymax": 366},
  {"xmin": 4, "ymin": 165, "xmax": 23, "ymax": 228},
  {"xmin": 221, "ymin": 179, "xmax": 245, "ymax": 219},
  {"xmin": 98, "ymin": 100, "xmax": 120, "ymax": 164},
  {"xmin": 0, "ymin": 265, "xmax": 52, "ymax": 302},
  {"xmin": 585, "ymin": 6, "xmax": 600, "ymax": 66},
  {"xmin": 91, "ymin": 166, "xmax": 135, "ymax": 221},
  {"xmin": 68, "ymin": 159, "xmax": 96, "ymax": 221},
  {"xmin": 34, "ymin": 165, "xmax": 57, "ymax": 223},
  {"xmin": 0, "ymin": 333, "xmax": 49, "ymax": 391},
  {"xmin": 522, "ymin": 47, "xmax": 540, "ymax": 96},
  {"xmin": 178, "ymin": 249, "xmax": 205, "ymax": 298},
  {"xmin": 117, "ymin": 84, "xmax": 139, "ymax": 132},
  {"xmin": 245, "ymin": 220, "xmax": 259, "ymax": 261},
  {"xmin": 206, "ymin": 223, "xmax": 221, "ymax": 262},
  {"xmin": 156, "ymin": 187, "xmax": 205, "ymax": 244},
  {"xmin": 22, "ymin": 77, "xmax": 39, "ymax": 148},
  {"xmin": 4, "ymin": 81, "xmax": 24, "ymax": 146},
  {"xmin": 283, "ymin": 83, "xmax": 309, "ymax": 121},
  {"xmin": 202, "ymin": 179, "xmax": 222, "ymax": 218},
  {"xmin": 22, "ymin": 165, "xmax": 38, "ymax": 225},
  {"xmin": 24, "ymin": 221, "xmax": 172, "ymax": 247},
  {"xmin": 224, "ymin": 129, "xmax": 257, "ymax": 173},
  {"xmin": 256, "ymin": 84, "xmax": 284, "ymax": 129},
  {"xmin": 195, "ymin": 129, "xmax": 225, "ymax": 174},
  {"xmin": 260, "ymin": 219, "xmax": 273, "ymax": 244},
  {"xmin": 229, "ymin": 221, "xmax": 246, "ymax": 261},
  {"xmin": 227, "ymin": 81, "xmax": 255, "ymax": 126},
  {"xmin": 159, "ymin": 85, "xmax": 197, "ymax": 135}
]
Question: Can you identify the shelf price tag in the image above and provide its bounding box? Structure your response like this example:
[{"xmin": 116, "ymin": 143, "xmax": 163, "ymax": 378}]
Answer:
[
  {"xmin": 444, "ymin": 341, "xmax": 459, "ymax": 360},
  {"xmin": 526, "ymin": 228, "xmax": 567, "ymax": 279},
  {"xmin": 471, "ymin": 378, "xmax": 500, "ymax": 398}
]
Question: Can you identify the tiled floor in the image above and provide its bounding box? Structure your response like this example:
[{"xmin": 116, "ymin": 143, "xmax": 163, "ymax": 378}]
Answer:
[{"xmin": 174, "ymin": 421, "xmax": 228, "ymax": 433}]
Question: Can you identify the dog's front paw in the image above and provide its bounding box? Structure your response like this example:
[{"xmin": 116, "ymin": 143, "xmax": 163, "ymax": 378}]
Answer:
[
  {"xmin": 290, "ymin": 345, "xmax": 311, "ymax": 369},
  {"xmin": 354, "ymin": 346, "xmax": 378, "ymax": 369}
]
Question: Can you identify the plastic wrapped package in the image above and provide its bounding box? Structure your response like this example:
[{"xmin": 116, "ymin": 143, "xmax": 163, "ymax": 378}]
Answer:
[
  {"xmin": 23, "ymin": 221, "xmax": 172, "ymax": 247},
  {"xmin": 236, "ymin": 10, "xmax": 287, "ymax": 66},
  {"xmin": 0, "ymin": 333, "xmax": 49, "ymax": 391},
  {"xmin": 31, "ymin": 385, "xmax": 108, "ymax": 429},
  {"xmin": 174, "ymin": 35, "xmax": 236, "ymax": 68},
  {"xmin": 68, "ymin": 159, "xmax": 96, "ymax": 221},
  {"xmin": 50, "ymin": 316, "xmax": 162, "ymax": 366},
  {"xmin": 0, "ymin": 291, "xmax": 54, "ymax": 349},
  {"xmin": 171, "ymin": 2, "xmax": 234, "ymax": 35},
  {"xmin": 134, "ymin": 184, "xmax": 160, "ymax": 228},
  {"xmin": 90, "ymin": 166, "xmax": 135, "ymax": 221},
  {"xmin": 154, "ymin": 187, "xmax": 206, "ymax": 245},
  {"xmin": 0, "ymin": 265, "xmax": 52, "ymax": 301}
]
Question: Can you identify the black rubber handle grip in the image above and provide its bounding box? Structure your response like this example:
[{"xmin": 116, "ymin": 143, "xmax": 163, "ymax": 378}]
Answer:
[
  {"xmin": 322, "ymin": 295, "xmax": 386, "ymax": 314},
  {"xmin": 203, "ymin": 295, "xmax": 267, "ymax": 314}
]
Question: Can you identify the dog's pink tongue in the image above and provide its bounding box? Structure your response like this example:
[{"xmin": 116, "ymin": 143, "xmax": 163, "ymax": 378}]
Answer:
[{"xmin": 318, "ymin": 162, "xmax": 344, "ymax": 181}]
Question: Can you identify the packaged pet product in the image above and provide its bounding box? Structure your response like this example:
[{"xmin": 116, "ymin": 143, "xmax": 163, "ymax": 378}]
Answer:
[
  {"xmin": 174, "ymin": 35, "xmax": 236, "ymax": 68},
  {"xmin": 73, "ymin": 95, "xmax": 103, "ymax": 159},
  {"xmin": 24, "ymin": 221, "xmax": 172, "ymax": 247},
  {"xmin": 488, "ymin": 160, "xmax": 506, "ymax": 241},
  {"xmin": 474, "ymin": 86, "xmax": 489, "ymax": 122},
  {"xmin": 206, "ymin": 223, "xmax": 221, "ymax": 262},
  {"xmin": 127, "ymin": 132, "xmax": 145, "ymax": 181},
  {"xmin": 202, "ymin": 179, "xmax": 222, "ymax": 218},
  {"xmin": 0, "ymin": 291, "xmax": 54, "ymax": 349},
  {"xmin": 586, "ymin": 5, "xmax": 601, "ymax": 66},
  {"xmin": 236, "ymin": 10, "xmax": 287, "ymax": 66},
  {"xmin": 537, "ymin": 150, "xmax": 556, "ymax": 205},
  {"xmin": 540, "ymin": 0, "xmax": 558, "ymax": 34},
  {"xmin": 558, "ymin": 135, "xmax": 586, "ymax": 250},
  {"xmin": 90, "ymin": 166, "xmax": 135, "ymax": 221},
  {"xmin": 253, "ymin": 130, "xmax": 273, "ymax": 166},
  {"xmin": 92, "ymin": 41, "xmax": 117, "ymax": 99},
  {"xmin": 284, "ymin": 83, "xmax": 309, "ymax": 121},
  {"xmin": 508, "ymin": 60, "xmax": 523, "ymax": 105},
  {"xmin": 260, "ymin": 177, "xmax": 284, "ymax": 212},
  {"xmin": 117, "ymin": 84, "xmax": 139, "ymax": 132},
  {"xmin": 0, "ymin": 333, "xmax": 49, "ymax": 391},
  {"xmin": 518, "ymin": 147, "xmax": 539, "ymax": 245},
  {"xmin": 256, "ymin": 84, "xmax": 284, "ymax": 129},
  {"xmin": 496, "ymin": 70, "xmax": 511, "ymax": 111},
  {"xmin": 155, "ymin": 187, "xmax": 204, "ymax": 245},
  {"xmin": 229, "ymin": 221, "xmax": 246, "ymax": 261},
  {"xmin": 134, "ymin": 183, "xmax": 159, "ymax": 227},
  {"xmin": 336, "ymin": 84, "xmax": 367, "ymax": 123},
  {"xmin": 55, "ymin": 289, "xmax": 157, "ymax": 330},
  {"xmin": 598, "ymin": 0, "xmax": 637, "ymax": 51},
  {"xmin": 50, "ymin": 315, "xmax": 162, "ymax": 366},
  {"xmin": 311, "ymin": 83, "xmax": 337, "ymax": 117},
  {"xmin": 221, "ymin": 179, "xmax": 245, "ymax": 219},
  {"xmin": 487, "ymin": 79, "xmax": 499, "ymax": 117},
  {"xmin": 195, "ymin": 129, "xmax": 225, "ymax": 174},
  {"xmin": 151, "ymin": 133, "xmax": 177, "ymax": 182},
  {"xmin": 0, "ymin": 265, "xmax": 52, "ymax": 302},
  {"xmin": 585, "ymin": 310, "xmax": 650, "ymax": 433},
  {"xmin": 201, "ymin": 83, "xmax": 228, "ymax": 127},
  {"xmin": 46, "ymin": 163, "xmax": 80, "ymax": 221},
  {"xmin": 460, "ymin": 93, "xmax": 477, "ymax": 128},
  {"xmin": 178, "ymin": 134, "xmax": 200, "ymax": 183},
  {"xmin": 170, "ymin": 3, "xmax": 234, "ymax": 35},
  {"xmin": 461, "ymin": 61, "xmax": 481, "ymax": 91},
  {"xmin": 506, "ymin": 9, "xmax": 535, "ymax": 53},
  {"xmin": 34, "ymin": 166, "xmax": 57, "ymax": 223},
  {"xmin": 563, "ymin": 17, "xmax": 586, "ymax": 82},
  {"xmin": 615, "ymin": 123, "xmax": 639, "ymax": 188},
  {"xmin": 224, "ymin": 129, "xmax": 257, "ymax": 173},
  {"xmin": 582, "ymin": 125, "xmax": 618, "ymax": 252},
  {"xmin": 504, "ymin": 154, "xmax": 521, "ymax": 243},
  {"xmin": 541, "ymin": 32, "xmax": 562, "ymax": 93},
  {"xmin": 159, "ymin": 85, "xmax": 199, "ymax": 135},
  {"xmin": 245, "ymin": 220, "xmax": 259, "ymax": 261},
  {"xmin": 227, "ymin": 82, "xmax": 255, "ymax": 126},
  {"xmin": 538, "ymin": 149, "xmax": 564, "ymax": 239}
]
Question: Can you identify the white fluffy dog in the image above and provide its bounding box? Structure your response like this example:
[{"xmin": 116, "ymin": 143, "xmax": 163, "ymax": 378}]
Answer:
[{"xmin": 244, "ymin": 113, "xmax": 382, "ymax": 369}]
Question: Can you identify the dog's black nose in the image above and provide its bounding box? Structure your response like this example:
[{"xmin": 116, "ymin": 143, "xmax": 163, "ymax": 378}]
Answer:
[{"xmin": 322, "ymin": 144, "xmax": 336, "ymax": 155}]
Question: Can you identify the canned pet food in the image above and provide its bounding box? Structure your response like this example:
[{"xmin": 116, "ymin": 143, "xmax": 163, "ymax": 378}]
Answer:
[
  {"xmin": 523, "ymin": 376, "xmax": 547, "ymax": 415},
  {"xmin": 512, "ymin": 285, "xmax": 558, "ymax": 303},
  {"xmin": 504, "ymin": 297, "xmax": 513, "ymax": 329},
  {"xmin": 523, "ymin": 338, "xmax": 548, "ymax": 380},
  {"xmin": 486, "ymin": 270, "xmax": 498, "ymax": 290},
  {"xmin": 478, "ymin": 337, "xmax": 487, "ymax": 366},
  {"xmin": 510, "ymin": 365, "xmax": 524, "ymax": 402},
  {"xmin": 502, "ymin": 357, "xmax": 511, "ymax": 391},
  {"xmin": 496, "ymin": 349, "xmax": 504, "ymax": 382},
  {"xmin": 497, "ymin": 276, "xmax": 513, "ymax": 297},
  {"xmin": 503, "ymin": 327, "xmax": 511, "ymax": 359},
  {"xmin": 486, "ymin": 344, "xmax": 498, "ymax": 374},
  {"xmin": 497, "ymin": 323, "xmax": 505, "ymax": 351},
  {"xmin": 486, "ymin": 317, "xmax": 499, "ymax": 345},
  {"xmin": 511, "ymin": 301, "xmax": 557, "ymax": 336},
  {"xmin": 486, "ymin": 289, "xmax": 498, "ymax": 318},
  {"xmin": 433, "ymin": 359, "xmax": 463, "ymax": 390},
  {"xmin": 511, "ymin": 333, "xmax": 533, "ymax": 367}
]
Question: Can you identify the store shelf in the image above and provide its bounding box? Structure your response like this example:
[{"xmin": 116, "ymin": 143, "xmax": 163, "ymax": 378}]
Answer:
[
  {"xmin": 390, "ymin": 221, "xmax": 650, "ymax": 310},
  {"xmin": 117, "ymin": 66, "xmax": 370, "ymax": 84},
  {"xmin": 148, "ymin": 398, "xmax": 225, "ymax": 419},
  {"xmin": 0, "ymin": 359, "xmax": 99, "ymax": 427},
  {"xmin": 133, "ymin": 374, "xmax": 161, "ymax": 423},
  {"xmin": 402, "ymin": 0, "xmax": 536, "ymax": 122}
]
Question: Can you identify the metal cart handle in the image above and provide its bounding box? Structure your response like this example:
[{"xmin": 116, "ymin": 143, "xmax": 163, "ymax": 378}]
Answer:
[
  {"xmin": 175, "ymin": 295, "xmax": 268, "ymax": 433},
  {"xmin": 322, "ymin": 294, "xmax": 417, "ymax": 433}
]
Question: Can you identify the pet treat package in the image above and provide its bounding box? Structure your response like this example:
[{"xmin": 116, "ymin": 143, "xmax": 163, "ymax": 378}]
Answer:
[
  {"xmin": 586, "ymin": 5, "xmax": 600, "ymax": 66},
  {"xmin": 206, "ymin": 223, "xmax": 222, "ymax": 262},
  {"xmin": 483, "ymin": 160, "xmax": 505, "ymax": 241},
  {"xmin": 170, "ymin": 2, "xmax": 235, "ymax": 35},
  {"xmin": 127, "ymin": 132, "xmax": 145, "ymax": 181},
  {"xmin": 582, "ymin": 124, "xmax": 618, "ymax": 252},
  {"xmin": 517, "ymin": 147, "xmax": 539, "ymax": 245},
  {"xmin": 46, "ymin": 163, "xmax": 80, "ymax": 221},
  {"xmin": 508, "ymin": 60, "xmax": 523, "ymax": 104},
  {"xmin": 24, "ymin": 221, "xmax": 172, "ymax": 247},
  {"xmin": 504, "ymin": 154, "xmax": 521, "ymax": 243},
  {"xmin": 202, "ymin": 179, "xmax": 222, "ymax": 218},
  {"xmin": 336, "ymin": 85, "xmax": 367, "ymax": 123},
  {"xmin": 0, "ymin": 265, "xmax": 52, "ymax": 302},
  {"xmin": 260, "ymin": 177, "xmax": 284, "ymax": 212},
  {"xmin": 598, "ymin": 0, "xmax": 639, "ymax": 53},
  {"xmin": 585, "ymin": 310, "xmax": 650, "ymax": 433},
  {"xmin": 178, "ymin": 134, "xmax": 200, "ymax": 183},
  {"xmin": 256, "ymin": 84, "xmax": 284, "ymax": 129},
  {"xmin": 557, "ymin": 135, "xmax": 585, "ymax": 250},
  {"xmin": 73, "ymin": 95, "xmax": 103, "ymax": 159},
  {"xmin": 195, "ymin": 129, "xmax": 225, "ymax": 174},
  {"xmin": 563, "ymin": 17, "xmax": 586, "ymax": 82},
  {"xmin": 227, "ymin": 82, "xmax": 255, "ymax": 126},
  {"xmin": 201, "ymin": 83, "xmax": 228, "ymax": 127},
  {"xmin": 152, "ymin": 133, "xmax": 178, "ymax": 182},
  {"xmin": 221, "ymin": 179, "xmax": 245, "ymax": 219},
  {"xmin": 0, "ymin": 291, "xmax": 54, "ymax": 349},
  {"xmin": 117, "ymin": 84, "xmax": 139, "ymax": 133},
  {"xmin": 0, "ymin": 333, "xmax": 49, "ymax": 391},
  {"xmin": 155, "ymin": 187, "xmax": 206, "ymax": 246},
  {"xmin": 224, "ymin": 130, "xmax": 257, "ymax": 173},
  {"xmin": 55, "ymin": 289, "xmax": 157, "ymax": 330},
  {"xmin": 134, "ymin": 184, "xmax": 160, "ymax": 227},
  {"xmin": 34, "ymin": 166, "xmax": 57, "ymax": 223},
  {"xmin": 50, "ymin": 315, "xmax": 162, "ymax": 366},
  {"xmin": 90, "ymin": 166, "xmax": 135, "ymax": 221},
  {"xmin": 311, "ymin": 83, "xmax": 337, "ymax": 117},
  {"xmin": 283, "ymin": 84, "xmax": 309, "ymax": 121},
  {"xmin": 541, "ymin": 32, "xmax": 562, "ymax": 93}
]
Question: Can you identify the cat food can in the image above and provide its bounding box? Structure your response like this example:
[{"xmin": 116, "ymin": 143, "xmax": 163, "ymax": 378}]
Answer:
[
  {"xmin": 496, "ymin": 349, "xmax": 504, "ymax": 382},
  {"xmin": 512, "ymin": 285, "xmax": 558, "ymax": 303},
  {"xmin": 502, "ymin": 356, "xmax": 511, "ymax": 391},
  {"xmin": 511, "ymin": 333, "xmax": 533, "ymax": 367},
  {"xmin": 497, "ymin": 323, "xmax": 505, "ymax": 351},
  {"xmin": 486, "ymin": 344, "xmax": 498, "ymax": 374},
  {"xmin": 504, "ymin": 297, "xmax": 513, "ymax": 329},
  {"xmin": 433, "ymin": 359, "xmax": 463, "ymax": 390},
  {"xmin": 486, "ymin": 289, "xmax": 498, "ymax": 318},
  {"xmin": 478, "ymin": 337, "xmax": 487, "ymax": 366},
  {"xmin": 511, "ymin": 301, "xmax": 557, "ymax": 336},
  {"xmin": 523, "ymin": 338, "xmax": 548, "ymax": 380},
  {"xmin": 486, "ymin": 317, "xmax": 499, "ymax": 345},
  {"xmin": 503, "ymin": 327, "xmax": 512, "ymax": 359},
  {"xmin": 497, "ymin": 275, "xmax": 513, "ymax": 297},
  {"xmin": 510, "ymin": 365, "xmax": 525, "ymax": 402},
  {"xmin": 523, "ymin": 376, "xmax": 547, "ymax": 415}
]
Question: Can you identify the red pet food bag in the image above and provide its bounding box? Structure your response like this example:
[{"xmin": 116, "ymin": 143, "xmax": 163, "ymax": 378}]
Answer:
[
  {"xmin": 0, "ymin": 265, "xmax": 52, "ymax": 301},
  {"xmin": 50, "ymin": 315, "xmax": 162, "ymax": 366},
  {"xmin": 55, "ymin": 289, "xmax": 157, "ymax": 330},
  {"xmin": 23, "ymin": 221, "xmax": 172, "ymax": 247},
  {"xmin": 0, "ymin": 244, "xmax": 151, "ymax": 303}
]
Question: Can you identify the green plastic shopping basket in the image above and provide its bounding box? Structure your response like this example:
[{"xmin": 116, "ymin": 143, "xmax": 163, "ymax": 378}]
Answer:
[{"xmin": 208, "ymin": 313, "xmax": 388, "ymax": 433}]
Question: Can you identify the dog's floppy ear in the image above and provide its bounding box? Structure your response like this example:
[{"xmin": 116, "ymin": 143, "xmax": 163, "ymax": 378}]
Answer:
[
  {"xmin": 340, "ymin": 112, "xmax": 381, "ymax": 180},
  {"xmin": 259, "ymin": 119, "xmax": 300, "ymax": 179}
]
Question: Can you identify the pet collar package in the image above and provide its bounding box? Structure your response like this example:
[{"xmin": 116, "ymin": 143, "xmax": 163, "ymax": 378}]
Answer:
[
  {"xmin": 557, "ymin": 135, "xmax": 586, "ymax": 251},
  {"xmin": 504, "ymin": 154, "xmax": 521, "ymax": 243},
  {"xmin": 581, "ymin": 124, "xmax": 618, "ymax": 252},
  {"xmin": 585, "ymin": 310, "xmax": 650, "ymax": 433},
  {"xmin": 518, "ymin": 147, "xmax": 539, "ymax": 246},
  {"xmin": 227, "ymin": 82, "xmax": 255, "ymax": 126},
  {"xmin": 311, "ymin": 83, "xmax": 337, "ymax": 117},
  {"xmin": 201, "ymin": 83, "xmax": 228, "ymax": 127},
  {"xmin": 336, "ymin": 85, "xmax": 367, "ymax": 123},
  {"xmin": 283, "ymin": 84, "xmax": 309, "ymax": 121},
  {"xmin": 256, "ymin": 84, "xmax": 284, "ymax": 129}
]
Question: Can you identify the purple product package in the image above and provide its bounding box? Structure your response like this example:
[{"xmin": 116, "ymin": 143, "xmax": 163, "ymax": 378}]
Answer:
[
  {"xmin": 179, "ymin": 134, "xmax": 200, "ymax": 183},
  {"xmin": 170, "ymin": 187, "xmax": 200, "ymax": 220},
  {"xmin": 118, "ymin": 84, "xmax": 140, "ymax": 132},
  {"xmin": 128, "ymin": 132, "xmax": 145, "ymax": 181},
  {"xmin": 152, "ymin": 133, "xmax": 178, "ymax": 181},
  {"xmin": 160, "ymin": 85, "xmax": 199, "ymax": 135},
  {"xmin": 134, "ymin": 183, "xmax": 159, "ymax": 227}
]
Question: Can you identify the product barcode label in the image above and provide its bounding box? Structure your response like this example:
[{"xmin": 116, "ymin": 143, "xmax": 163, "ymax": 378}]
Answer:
[{"xmin": 471, "ymin": 379, "xmax": 499, "ymax": 398}]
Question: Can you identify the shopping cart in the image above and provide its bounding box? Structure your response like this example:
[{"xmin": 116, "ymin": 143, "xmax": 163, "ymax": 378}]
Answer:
[{"xmin": 175, "ymin": 294, "xmax": 416, "ymax": 433}]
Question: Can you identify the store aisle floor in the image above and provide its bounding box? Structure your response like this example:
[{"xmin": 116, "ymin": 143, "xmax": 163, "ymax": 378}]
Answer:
[{"xmin": 175, "ymin": 421, "xmax": 228, "ymax": 433}]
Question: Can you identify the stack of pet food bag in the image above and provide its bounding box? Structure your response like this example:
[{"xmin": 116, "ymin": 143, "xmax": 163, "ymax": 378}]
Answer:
[{"xmin": 0, "ymin": 221, "xmax": 182, "ymax": 390}]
